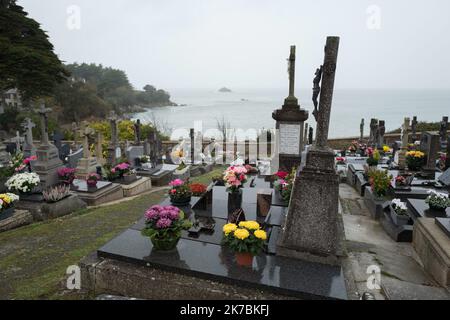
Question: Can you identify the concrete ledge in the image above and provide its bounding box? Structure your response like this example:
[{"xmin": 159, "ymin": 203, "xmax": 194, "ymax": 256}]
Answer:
[
  {"xmin": 15, "ymin": 194, "xmax": 87, "ymax": 221},
  {"xmin": 121, "ymin": 177, "xmax": 152, "ymax": 197},
  {"xmin": 413, "ymin": 218, "xmax": 450, "ymax": 288},
  {"xmin": 0, "ymin": 209, "xmax": 33, "ymax": 233},
  {"xmin": 79, "ymin": 252, "xmax": 296, "ymax": 300},
  {"xmin": 75, "ymin": 183, "xmax": 123, "ymax": 206}
]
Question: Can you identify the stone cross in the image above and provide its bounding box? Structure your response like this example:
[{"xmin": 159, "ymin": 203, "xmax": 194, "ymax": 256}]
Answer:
[
  {"xmin": 134, "ymin": 119, "xmax": 141, "ymax": 146},
  {"xmin": 79, "ymin": 122, "xmax": 95, "ymax": 159},
  {"xmin": 108, "ymin": 111, "xmax": 119, "ymax": 146},
  {"xmin": 401, "ymin": 118, "xmax": 410, "ymax": 148},
  {"xmin": 22, "ymin": 118, "xmax": 35, "ymax": 147},
  {"xmin": 411, "ymin": 116, "xmax": 418, "ymax": 143},
  {"xmin": 314, "ymin": 37, "xmax": 339, "ymax": 148},
  {"xmin": 439, "ymin": 116, "xmax": 448, "ymax": 146},
  {"xmin": 283, "ymin": 45, "xmax": 298, "ymax": 107},
  {"xmin": 11, "ymin": 131, "xmax": 23, "ymax": 152},
  {"xmin": 369, "ymin": 119, "xmax": 378, "ymax": 147},
  {"xmin": 36, "ymin": 103, "xmax": 52, "ymax": 145},
  {"xmin": 360, "ymin": 119, "xmax": 364, "ymax": 142}
]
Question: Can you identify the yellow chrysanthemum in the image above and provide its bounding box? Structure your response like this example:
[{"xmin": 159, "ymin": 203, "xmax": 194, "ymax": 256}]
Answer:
[
  {"xmin": 234, "ymin": 228, "xmax": 250, "ymax": 240},
  {"xmin": 238, "ymin": 220, "xmax": 260, "ymax": 230},
  {"xmin": 254, "ymin": 229, "xmax": 267, "ymax": 240},
  {"xmin": 382, "ymin": 145, "xmax": 391, "ymax": 153},
  {"xmin": 223, "ymin": 223, "xmax": 237, "ymax": 235}
]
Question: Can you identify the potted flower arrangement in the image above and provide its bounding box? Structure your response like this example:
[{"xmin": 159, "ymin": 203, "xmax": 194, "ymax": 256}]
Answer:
[
  {"xmin": 273, "ymin": 169, "xmax": 295, "ymax": 203},
  {"xmin": 366, "ymin": 147, "xmax": 380, "ymax": 167},
  {"xmin": 43, "ymin": 184, "xmax": 71, "ymax": 203},
  {"xmin": 223, "ymin": 165, "xmax": 248, "ymax": 213},
  {"xmin": 5, "ymin": 172, "xmax": 40, "ymax": 195},
  {"xmin": 0, "ymin": 193, "xmax": 19, "ymax": 221},
  {"xmin": 368, "ymin": 169, "xmax": 392, "ymax": 199},
  {"xmin": 425, "ymin": 190, "xmax": 450, "ymax": 212},
  {"xmin": 112, "ymin": 162, "xmax": 137, "ymax": 183},
  {"xmin": 168, "ymin": 179, "xmax": 192, "ymax": 205},
  {"xmin": 57, "ymin": 167, "xmax": 76, "ymax": 185},
  {"xmin": 244, "ymin": 164, "xmax": 258, "ymax": 175},
  {"xmin": 390, "ymin": 199, "xmax": 410, "ymax": 226},
  {"xmin": 406, "ymin": 151, "xmax": 425, "ymax": 171},
  {"xmin": 141, "ymin": 205, "xmax": 192, "ymax": 251},
  {"xmin": 86, "ymin": 173, "xmax": 101, "ymax": 188},
  {"xmin": 222, "ymin": 220, "xmax": 267, "ymax": 267},
  {"xmin": 189, "ymin": 183, "xmax": 207, "ymax": 197},
  {"xmin": 336, "ymin": 157, "xmax": 346, "ymax": 165}
]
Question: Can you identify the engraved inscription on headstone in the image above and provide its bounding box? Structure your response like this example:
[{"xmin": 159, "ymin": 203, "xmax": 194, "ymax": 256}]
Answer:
[{"xmin": 279, "ymin": 123, "xmax": 300, "ymax": 155}]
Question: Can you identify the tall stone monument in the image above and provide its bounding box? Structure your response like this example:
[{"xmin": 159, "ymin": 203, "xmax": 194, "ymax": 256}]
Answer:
[
  {"xmin": 107, "ymin": 112, "xmax": 120, "ymax": 166},
  {"xmin": 398, "ymin": 117, "xmax": 410, "ymax": 170},
  {"xmin": 277, "ymin": 37, "xmax": 342, "ymax": 265},
  {"xmin": 272, "ymin": 46, "xmax": 309, "ymax": 172},
  {"xmin": 359, "ymin": 118, "xmax": 364, "ymax": 142},
  {"xmin": 96, "ymin": 132, "xmax": 106, "ymax": 166},
  {"xmin": 22, "ymin": 118, "xmax": 36, "ymax": 158},
  {"xmin": 410, "ymin": 116, "xmax": 418, "ymax": 143},
  {"xmin": 134, "ymin": 119, "xmax": 141, "ymax": 146},
  {"xmin": 75, "ymin": 122, "xmax": 99, "ymax": 178},
  {"xmin": 439, "ymin": 116, "xmax": 448, "ymax": 148},
  {"xmin": 368, "ymin": 119, "xmax": 378, "ymax": 147},
  {"xmin": 308, "ymin": 127, "xmax": 313, "ymax": 145},
  {"xmin": 32, "ymin": 103, "xmax": 64, "ymax": 189},
  {"xmin": 376, "ymin": 120, "xmax": 386, "ymax": 149}
]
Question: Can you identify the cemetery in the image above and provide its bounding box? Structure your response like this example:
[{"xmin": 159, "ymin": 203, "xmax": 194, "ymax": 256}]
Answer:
[{"xmin": 1, "ymin": 29, "xmax": 450, "ymax": 301}]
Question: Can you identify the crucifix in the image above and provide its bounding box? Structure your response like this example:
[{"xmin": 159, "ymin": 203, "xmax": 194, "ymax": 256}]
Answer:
[
  {"xmin": 36, "ymin": 103, "xmax": 52, "ymax": 145},
  {"xmin": 312, "ymin": 66, "xmax": 323, "ymax": 121},
  {"xmin": 284, "ymin": 45, "xmax": 298, "ymax": 106}
]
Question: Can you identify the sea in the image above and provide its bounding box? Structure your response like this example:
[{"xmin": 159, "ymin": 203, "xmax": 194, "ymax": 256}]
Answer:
[{"xmin": 131, "ymin": 88, "xmax": 450, "ymax": 140}]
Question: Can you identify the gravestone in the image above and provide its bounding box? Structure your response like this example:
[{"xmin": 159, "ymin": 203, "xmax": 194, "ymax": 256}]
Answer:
[
  {"xmin": 32, "ymin": 104, "xmax": 64, "ymax": 189},
  {"xmin": 271, "ymin": 46, "xmax": 308, "ymax": 172},
  {"xmin": 52, "ymin": 131, "xmax": 65, "ymax": 161},
  {"xmin": 96, "ymin": 132, "xmax": 106, "ymax": 166},
  {"xmin": 107, "ymin": 112, "xmax": 120, "ymax": 166},
  {"xmin": 369, "ymin": 118, "xmax": 378, "ymax": 147},
  {"xmin": 360, "ymin": 118, "xmax": 364, "ymax": 142},
  {"xmin": 410, "ymin": 116, "xmax": 418, "ymax": 143},
  {"xmin": 22, "ymin": 118, "xmax": 36, "ymax": 158},
  {"xmin": 126, "ymin": 146, "xmax": 144, "ymax": 167},
  {"xmin": 277, "ymin": 37, "xmax": 343, "ymax": 265},
  {"xmin": 75, "ymin": 122, "xmax": 100, "ymax": 179},
  {"xmin": 377, "ymin": 120, "xmax": 385, "ymax": 149},
  {"xmin": 133, "ymin": 119, "xmax": 141, "ymax": 146},
  {"xmin": 446, "ymin": 136, "xmax": 450, "ymax": 169},
  {"xmin": 0, "ymin": 139, "xmax": 10, "ymax": 165},
  {"xmin": 439, "ymin": 116, "xmax": 448, "ymax": 149},
  {"xmin": 397, "ymin": 118, "xmax": 410, "ymax": 170},
  {"xmin": 67, "ymin": 148, "xmax": 83, "ymax": 168},
  {"xmin": 420, "ymin": 132, "xmax": 441, "ymax": 178},
  {"xmin": 10, "ymin": 131, "xmax": 23, "ymax": 154},
  {"xmin": 308, "ymin": 127, "xmax": 313, "ymax": 145},
  {"xmin": 438, "ymin": 168, "xmax": 450, "ymax": 187},
  {"xmin": 303, "ymin": 123, "xmax": 309, "ymax": 147}
]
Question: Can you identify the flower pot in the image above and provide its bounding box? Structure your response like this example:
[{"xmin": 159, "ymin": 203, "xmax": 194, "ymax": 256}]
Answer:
[
  {"xmin": 389, "ymin": 205, "xmax": 410, "ymax": 226},
  {"xmin": 120, "ymin": 173, "xmax": 137, "ymax": 184},
  {"xmin": 428, "ymin": 204, "xmax": 448, "ymax": 212},
  {"xmin": 170, "ymin": 195, "xmax": 192, "ymax": 206},
  {"xmin": 86, "ymin": 180, "xmax": 98, "ymax": 188},
  {"xmin": 151, "ymin": 235, "xmax": 180, "ymax": 251},
  {"xmin": 0, "ymin": 207, "xmax": 14, "ymax": 221},
  {"xmin": 235, "ymin": 252, "xmax": 253, "ymax": 267},
  {"xmin": 228, "ymin": 189, "xmax": 243, "ymax": 214}
]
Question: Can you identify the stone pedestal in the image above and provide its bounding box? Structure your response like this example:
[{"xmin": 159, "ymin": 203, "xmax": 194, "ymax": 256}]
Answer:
[
  {"xmin": 75, "ymin": 157, "xmax": 100, "ymax": 179},
  {"xmin": 33, "ymin": 143, "xmax": 64, "ymax": 189},
  {"xmin": 413, "ymin": 218, "xmax": 450, "ymax": 288},
  {"xmin": 277, "ymin": 147, "xmax": 343, "ymax": 265},
  {"xmin": 121, "ymin": 177, "xmax": 152, "ymax": 197}
]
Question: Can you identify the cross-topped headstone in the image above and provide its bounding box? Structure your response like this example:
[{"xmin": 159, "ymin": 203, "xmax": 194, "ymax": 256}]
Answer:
[
  {"xmin": 36, "ymin": 103, "xmax": 52, "ymax": 145},
  {"xmin": 285, "ymin": 45, "xmax": 298, "ymax": 106},
  {"xmin": 398, "ymin": 117, "xmax": 410, "ymax": 170},
  {"xmin": 79, "ymin": 122, "xmax": 96, "ymax": 159},
  {"xmin": 411, "ymin": 116, "xmax": 418, "ymax": 143}
]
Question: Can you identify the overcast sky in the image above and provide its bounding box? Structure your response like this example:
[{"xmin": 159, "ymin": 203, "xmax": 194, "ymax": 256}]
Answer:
[{"xmin": 18, "ymin": 0, "xmax": 450, "ymax": 91}]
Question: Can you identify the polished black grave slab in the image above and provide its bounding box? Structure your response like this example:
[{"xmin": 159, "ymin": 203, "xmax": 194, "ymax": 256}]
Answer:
[
  {"xmin": 407, "ymin": 199, "xmax": 450, "ymax": 220},
  {"xmin": 72, "ymin": 179, "xmax": 112, "ymax": 192},
  {"xmin": 98, "ymin": 229, "xmax": 347, "ymax": 300},
  {"xmin": 435, "ymin": 218, "xmax": 450, "ymax": 238}
]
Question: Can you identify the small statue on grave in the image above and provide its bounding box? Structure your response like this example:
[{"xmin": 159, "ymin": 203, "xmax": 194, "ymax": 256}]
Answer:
[{"xmin": 312, "ymin": 66, "xmax": 323, "ymax": 121}]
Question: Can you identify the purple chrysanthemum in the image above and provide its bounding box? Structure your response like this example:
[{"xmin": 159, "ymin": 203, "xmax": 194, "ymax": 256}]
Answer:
[{"xmin": 156, "ymin": 218, "xmax": 172, "ymax": 229}]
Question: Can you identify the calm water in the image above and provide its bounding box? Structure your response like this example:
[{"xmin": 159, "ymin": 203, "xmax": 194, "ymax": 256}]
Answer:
[{"xmin": 132, "ymin": 88, "xmax": 450, "ymax": 139}]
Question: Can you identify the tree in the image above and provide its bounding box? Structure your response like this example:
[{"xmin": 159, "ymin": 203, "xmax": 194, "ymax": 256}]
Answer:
[{"xmin": 0, "ymin": 0, "xmax": 69, "ymax": 101}]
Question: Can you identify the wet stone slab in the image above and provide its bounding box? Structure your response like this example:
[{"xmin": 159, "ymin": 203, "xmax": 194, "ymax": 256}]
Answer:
[{"xmin": 97, "ymin": 229, "xmax": 348, "ymax": 300}]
